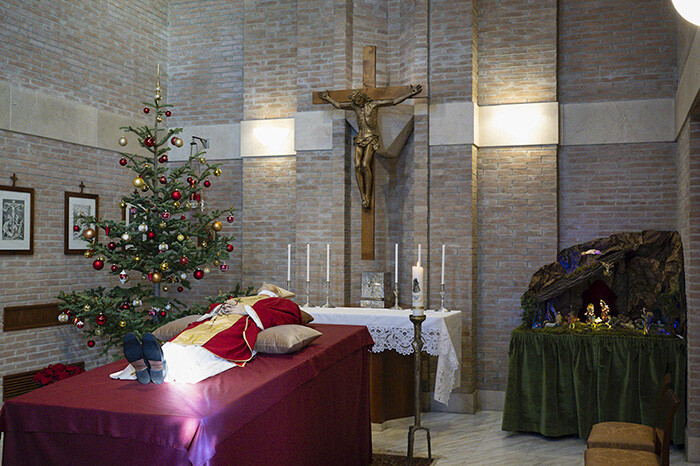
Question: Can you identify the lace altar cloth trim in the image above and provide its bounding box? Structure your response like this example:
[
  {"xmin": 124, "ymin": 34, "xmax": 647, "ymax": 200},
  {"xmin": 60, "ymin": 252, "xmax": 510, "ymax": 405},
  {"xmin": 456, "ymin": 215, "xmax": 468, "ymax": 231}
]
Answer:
[{"xmin": 367, "ymin": 326, "xmax": 458, "ymax": 404}]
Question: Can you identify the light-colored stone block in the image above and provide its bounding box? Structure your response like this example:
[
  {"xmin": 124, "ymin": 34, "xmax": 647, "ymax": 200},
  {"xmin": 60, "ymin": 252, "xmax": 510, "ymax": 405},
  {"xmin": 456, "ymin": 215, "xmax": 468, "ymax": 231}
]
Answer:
[
  {"xmin": 688, "ymin": 435, "xmax": 700, "ymax": 463},
  {"xmin": 476, "ymin": 102, "xmax": 559, "ymax": 147},
  {"xmin": 96, "ymin": 110, "xmax": 149, "ymax": 155},
  {"xmin": 35, "ymin": 93, "xmax": 98, "ymax": 148},
  {"xmin": 241, "ymin": 118, "xmax": 295, "ymax": 157},
  {"xmin": 562, "ymin": 98, "xmax": 674, "ymax": 145},
  {"xmin": 0, "ymin": 80, "xmax": 10, "ymax": 130},
  {"xmin": 676, "ymin": 32, "xmax": 700, "ymax": 135},
  {"xmin": 170, "ymin": 123, "xmax": 241, "ymax": 161},
  {"xmin": 430, "ymin": 391, "xmax": 476, "ymax": 414},
  {"xmin": 477, "ymin": 389, "xmax": 505, "ymax": 411},
  {"xmin": 429, "ymin": 101, "xmax": 474, "ymax": 146},
  {"xmin": 295, "ymin": 110, "xmax": 333, "ymax": 151},
  {"xmin": 10, "ymin": 86, "xmax": 38, "ymax": 136}
]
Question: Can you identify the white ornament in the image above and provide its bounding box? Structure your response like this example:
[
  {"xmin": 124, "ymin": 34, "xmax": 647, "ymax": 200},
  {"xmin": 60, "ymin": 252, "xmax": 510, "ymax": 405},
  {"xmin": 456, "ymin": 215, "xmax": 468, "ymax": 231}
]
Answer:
[
  {"xmin": 203, "ymin": 267, "xmax": 210, "ymax": 274},
  {"xmin": 165, "ymin": 303, "xmax": 172, "ymax": 311},
  {"xmin": 58, "ymin": 312, "xmax": 69, "ymax": 323},
  {"xmin": 119, "ymin": 270, "xmax": 130, "ymax": 284},
  {"xmin": 159, "ymin": 242, "xmax": 169, "ymax": 251},
  {"xmin": 180, "ymin": 273, "xmax": 187, "ymax": 280},
  {"xmin": 138, "ymin": 223, "xmax": 148, "ymax": 233},
  {"xmin": 132, "ymin": 298, "xmax": 142, "ymax": 307},
  {"xmin": 121, "ymin": 232, "xmax": 131, "ymax": 241}
]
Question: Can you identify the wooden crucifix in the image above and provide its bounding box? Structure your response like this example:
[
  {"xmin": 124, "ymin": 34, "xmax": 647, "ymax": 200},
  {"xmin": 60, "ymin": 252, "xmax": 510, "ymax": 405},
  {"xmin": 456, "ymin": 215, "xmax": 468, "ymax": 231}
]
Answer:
[{"xmin": 313, "ymin": 46, "xmax": 423, "ymax": 260}]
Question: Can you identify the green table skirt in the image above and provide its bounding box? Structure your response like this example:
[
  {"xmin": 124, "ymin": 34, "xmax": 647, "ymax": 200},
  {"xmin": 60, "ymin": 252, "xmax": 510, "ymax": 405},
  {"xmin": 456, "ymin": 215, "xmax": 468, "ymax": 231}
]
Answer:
[{"xmin": 501, "ymin": 330, "xmax": 686, "ymax": 445}]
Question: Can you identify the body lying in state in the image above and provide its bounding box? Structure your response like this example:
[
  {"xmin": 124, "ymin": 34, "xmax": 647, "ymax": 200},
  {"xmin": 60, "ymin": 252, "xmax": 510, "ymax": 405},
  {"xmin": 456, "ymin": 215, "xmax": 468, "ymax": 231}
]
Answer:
[{"xmin": 112, "ymin": 284, "xmax": 315, "ymax": 384}]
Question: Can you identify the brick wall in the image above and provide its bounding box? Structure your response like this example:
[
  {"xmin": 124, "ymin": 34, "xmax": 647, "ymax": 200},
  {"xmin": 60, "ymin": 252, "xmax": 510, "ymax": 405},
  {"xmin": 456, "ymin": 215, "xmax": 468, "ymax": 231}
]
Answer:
[
  {"xmin": 296, "ymin": 0, "xmax": 335, "ymax": 112},
  {"xmin": 243, "ymin": 0, "xmax": 298, "ymax": 120},
  {"xmin": 168, "ymin": 0, "xmax": 244, "ymax": 125},
  {"xmin": 559, "ymin": 143, "xmax": 677, "ymax": 249},
  {"xmin": 0, "ymin": 0, "xmax": 167, "ymax": 119},
  {"xmin": 428, "ymin": 0, "xmax": 473, "ymax": 103},
  {"xmin": 558, "ymin": 0, "xmax": 677, "ymax": 103},
  {"xmin": 0, "ymin": 130, "xmax": 133, "ymax": 401},
  {"xmin": 475, "ymin": 0, "xmax": 557, "ymax": 105},
  {"xmin": 352, "ymin": 0, "xmax": 388, "ymax": 87},
  {"xmin": 476, "ymin": 147, "xmax": 558, "ymax": 390}
]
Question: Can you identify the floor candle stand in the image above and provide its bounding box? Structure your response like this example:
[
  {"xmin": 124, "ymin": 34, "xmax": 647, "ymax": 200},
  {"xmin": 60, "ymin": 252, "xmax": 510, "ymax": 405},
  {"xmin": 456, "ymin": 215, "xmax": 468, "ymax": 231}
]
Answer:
[
  {"xmin": 286, "ymin": 280, "xmax": 291, "ymax": 295},
  {"xmin": 407, "ymin": 314, "xmax": 432, "ymax": 461}
]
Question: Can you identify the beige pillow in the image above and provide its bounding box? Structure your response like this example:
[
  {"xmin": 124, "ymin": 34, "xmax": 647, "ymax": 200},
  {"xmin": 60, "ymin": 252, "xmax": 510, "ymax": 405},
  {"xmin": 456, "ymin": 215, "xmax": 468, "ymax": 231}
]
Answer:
[
  {"xmin": 260, "ymin": 282, "xmax": 295, "ymax": 298},
  {"xmin": 254, "ymin": 325, "xmax": 322, "ymax": 354},
  {"xmin": 300, "ymin": 309, "xmax": 314, "ymax": 324},
  {"xmin": 152, "ymin": 314, "xmax": 202, "ymax": 341}
]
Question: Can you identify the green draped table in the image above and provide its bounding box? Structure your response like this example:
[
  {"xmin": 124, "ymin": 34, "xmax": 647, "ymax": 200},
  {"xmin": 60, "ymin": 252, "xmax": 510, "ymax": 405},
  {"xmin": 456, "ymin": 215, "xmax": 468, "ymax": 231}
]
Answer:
[{"xmin": 501, "ymin": 329, "xmax": 687, "ymax": 445}]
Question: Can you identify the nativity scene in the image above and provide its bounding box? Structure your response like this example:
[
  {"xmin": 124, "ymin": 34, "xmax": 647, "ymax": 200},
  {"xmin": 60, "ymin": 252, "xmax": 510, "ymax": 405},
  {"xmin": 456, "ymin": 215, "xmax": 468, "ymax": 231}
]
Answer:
[{"xmin": 1, "ymin": 0, "xmax": 699, "ymax": 465}]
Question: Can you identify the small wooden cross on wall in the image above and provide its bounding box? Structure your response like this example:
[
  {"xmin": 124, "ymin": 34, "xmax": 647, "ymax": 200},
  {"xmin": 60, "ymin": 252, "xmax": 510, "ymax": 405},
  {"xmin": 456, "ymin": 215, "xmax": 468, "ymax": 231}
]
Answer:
[{"xmin": 313, "ymin": 46, "xmax": 423, "ymax": 260}]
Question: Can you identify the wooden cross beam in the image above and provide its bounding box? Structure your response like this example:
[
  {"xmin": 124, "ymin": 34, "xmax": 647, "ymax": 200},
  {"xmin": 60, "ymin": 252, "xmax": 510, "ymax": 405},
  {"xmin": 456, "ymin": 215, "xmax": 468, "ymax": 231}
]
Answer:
[
  {"xmin": 79, "ymin": 181, "xmax": 86, "ymax": 194},
  {"xmin": 313, "ymin": 46, "xmax": 424, "ymax": 260}
]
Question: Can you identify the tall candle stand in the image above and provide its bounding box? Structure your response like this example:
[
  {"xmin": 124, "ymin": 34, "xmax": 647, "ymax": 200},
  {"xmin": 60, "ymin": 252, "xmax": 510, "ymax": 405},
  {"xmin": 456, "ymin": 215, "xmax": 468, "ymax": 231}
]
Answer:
[
  {"xmin": 437, "ymin": 283, "xmax": 448, "ymax": 312},
  {"xmin": 304, "ymin": 280, "xmax": 311, "ymax": 307},
  {"xmin": 286, "ymin": 280, "xmax": 292, "ymax": 295},
  {"xmin": 321, "ymin": 280, "xmax": 333, "ymax": 307},
  {"xmin": 407, "ymin": 314, "xmax": 432, "ymax": 461},
  {"xmin": 392, "ymin": 282, "xmax": 401, "ymax": 309}
]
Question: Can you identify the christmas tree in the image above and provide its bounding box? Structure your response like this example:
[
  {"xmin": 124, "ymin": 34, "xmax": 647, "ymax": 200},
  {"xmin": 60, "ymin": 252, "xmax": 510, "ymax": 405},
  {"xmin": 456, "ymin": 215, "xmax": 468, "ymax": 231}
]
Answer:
[{"xmin": 57, "ymin": 71, "xmax": 237, "ymax": 351}]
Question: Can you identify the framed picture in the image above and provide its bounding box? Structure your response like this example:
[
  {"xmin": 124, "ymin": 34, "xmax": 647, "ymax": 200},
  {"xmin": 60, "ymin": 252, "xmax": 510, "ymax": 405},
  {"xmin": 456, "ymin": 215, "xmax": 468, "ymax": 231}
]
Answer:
[
  {"xmin": 64, "ymin": 191, "xmax": 99, "ymax": 254},
  {"xmin": 121, "ymin": 202, "xmax": 137, "ymax": 226},
  {"xmin": 0, "ymin": 185, "xmax": 34, "ymax": 255}
]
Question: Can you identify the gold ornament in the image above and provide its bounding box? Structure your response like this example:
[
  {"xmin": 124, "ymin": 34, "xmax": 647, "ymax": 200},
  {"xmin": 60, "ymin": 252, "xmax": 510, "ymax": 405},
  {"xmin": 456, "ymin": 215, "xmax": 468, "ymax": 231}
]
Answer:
[
  {"xmin": 119, "ymin": 200, "xmax": 126, "ymax": 209},
  {"xmin": 132, "ymin": 177, "xmax": 145, "ymax": 188},
  {"xmin": 134, "ymin": 255, "xmax": 141, "ymax": 262},
  {"xmin": 204, "ymin": 267, "xmax": 210, "ymax": 274},
  {"xmin": 141, "ymin": 186, "xmax": 148, "ymax": 192},
  {"xmin": 199, "ymin": 157, "xmax": 207, "ymax": 164},
  {"xmin": 119, "ymin": 320, "xmax": 127, "ymax": 328},
  {"xmin": 162, "ymin": 285, "xmax": 169, "ymax": 292},
  {"xmin": 152, "ymin": 272, "xmax": 163, "ymax": 283},
  {"xmin": 184, "ymin": 201, "xmax": 192, "ymax": 208},
  {"xmin": 160, "ymin": 262, "xmax": 169, "ymax": 271},
  {"xmin": 84, "ymin": 250, "xmax": 93, "ymax": 258},
  {"xmin": 159, "ymin": 222, "xmax": 167, "ymax": 229},
  {"xmin": 213, "ymin": 260, "xmax": 220, "ymax": 266},
  {"xmin": 141, "ymin": 274, "xmax": 148, "ymax": 281},
  {"xmin": 173, "ymin": 137, "xmax": 184, "ymax": 148},
  {"xmin": 118, "ymin": 136, "xmax": 128, "ymax": 146},
  {"xmin": 155, "ymin": 92, "xmax": 162, "ymax": 101},
  {"xmin": 84, "ymin": 304, "xmax": 91, "ymax": 312},
  {"xmin": 83, "ymin": 228, "xmax": 96, "ymax": 240},
  {"xmin": 177, "ymin": 234, "xmax": 185, "ymax": 241},
  {"xmin": 95, "ymin": 327, "xmax": 104, "ymax": 336},
  {"xmin": 201, "ymin": 241, "xmax": 208, "ymax": 247},
  {"xmin": 156, "ymin": 115, "xmax": 163, "ymax": 123},
  {"xmin": 213, "ymin": 168, "xmax": 222, "ymax": 177},
  {"xmin": 173, "ymin": 201, "xmax": 181, "ymax": 208},
  {"xmin": 121, "ymin": 232, "xmax": 131, "ymax": 241},
  {"xmin": 211, "ymin": 221, "xmax": 223, "ymax": 232}
]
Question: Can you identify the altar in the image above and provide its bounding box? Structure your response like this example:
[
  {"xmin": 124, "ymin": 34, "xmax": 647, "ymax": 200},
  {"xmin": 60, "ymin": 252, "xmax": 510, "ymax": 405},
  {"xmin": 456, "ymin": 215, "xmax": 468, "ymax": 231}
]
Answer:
[{"xmin": 303, "ymin": 307, "xmax": 462, "ymax": 422}]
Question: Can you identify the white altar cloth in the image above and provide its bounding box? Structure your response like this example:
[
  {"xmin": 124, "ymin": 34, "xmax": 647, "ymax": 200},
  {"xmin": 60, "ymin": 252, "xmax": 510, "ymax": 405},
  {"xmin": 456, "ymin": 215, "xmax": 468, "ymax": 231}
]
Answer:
[{"xmin": 302, "ymin": 307, "xmax": 461, "ymax": 404}]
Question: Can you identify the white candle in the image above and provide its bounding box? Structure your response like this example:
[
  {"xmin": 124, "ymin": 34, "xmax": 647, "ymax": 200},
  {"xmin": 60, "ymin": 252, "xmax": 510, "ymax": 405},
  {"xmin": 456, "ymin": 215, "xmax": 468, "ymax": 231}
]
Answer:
[
  {"xmin": 306, "ymin": 244, "xmax": 310, "ymax": 282},
  {"xmin": 326, "ymin": 243, "xmax": 330, "ymax": 282},
  {"xmin": 394, "ymin": 243, "xmax": 399, "ymax": 282},
  {"xmin": 417, "ymin": 244, "xmax": 421, "ymax": 267},
  {"xmin": 412, "ymin": 264, "xmax": 424, "ymax": 313},
  {"xmin": 441, "ymin": 244, "xmax": 445, "ymax": 285},
  {"xmin": 287, "ymin": 244, "xmax": 291, "ymax": 281}
]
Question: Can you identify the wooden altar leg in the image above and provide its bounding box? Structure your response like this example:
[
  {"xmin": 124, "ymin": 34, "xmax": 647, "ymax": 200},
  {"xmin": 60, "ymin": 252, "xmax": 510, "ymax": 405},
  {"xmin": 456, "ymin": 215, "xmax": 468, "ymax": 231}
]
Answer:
[{"xmin": 369, "ymin": 350, "xmax": 414, "ymax": 423}]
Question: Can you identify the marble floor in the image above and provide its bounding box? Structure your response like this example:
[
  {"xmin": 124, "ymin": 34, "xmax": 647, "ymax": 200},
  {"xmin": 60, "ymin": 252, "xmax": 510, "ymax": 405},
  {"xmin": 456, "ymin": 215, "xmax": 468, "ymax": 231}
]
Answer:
[{"xmin": 372, "ymin": 411, "xmax": 698, "ymax": 466}]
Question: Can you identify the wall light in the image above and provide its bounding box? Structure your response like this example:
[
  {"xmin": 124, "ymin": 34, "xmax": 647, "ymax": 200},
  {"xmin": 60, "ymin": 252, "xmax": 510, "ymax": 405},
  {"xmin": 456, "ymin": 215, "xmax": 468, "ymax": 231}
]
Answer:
[
  {"xmin": 673, "ymin": 0, "xmax": 700, "ymax": 26},
  {"xmin": 495, "ymin": 106, "xmax": 542, "ymax": 138},
  {"xmin": 253, "ymin": 126, "xmax": 292, "ymax": 150}
]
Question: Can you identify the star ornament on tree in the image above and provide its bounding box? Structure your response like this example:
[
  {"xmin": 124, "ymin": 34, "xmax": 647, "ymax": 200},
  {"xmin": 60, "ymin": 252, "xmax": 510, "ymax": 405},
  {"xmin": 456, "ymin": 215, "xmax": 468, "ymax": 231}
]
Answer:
[{"xmin": 57, "ymin": 70, "xmax": 241, "ymax": 352}]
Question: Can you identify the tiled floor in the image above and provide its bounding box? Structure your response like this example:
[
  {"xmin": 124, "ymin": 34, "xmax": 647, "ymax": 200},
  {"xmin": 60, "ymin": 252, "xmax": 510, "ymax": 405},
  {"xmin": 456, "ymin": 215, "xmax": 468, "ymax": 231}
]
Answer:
[{"xmin": 372, "ymin": 411, "xmax": 698, "ymax": 465}]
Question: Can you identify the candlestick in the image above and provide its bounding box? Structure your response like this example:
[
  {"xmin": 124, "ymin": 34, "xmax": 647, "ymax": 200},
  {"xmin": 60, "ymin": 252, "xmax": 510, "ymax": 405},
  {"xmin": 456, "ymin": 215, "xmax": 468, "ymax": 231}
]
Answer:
[
  {"xmin": 437, "ymin": 283, "xmax": 448, "ymax": 312},
  {"xmin": 392, "ymin": 281, "xmax": 401, "ymax": 310},
  {"xmin": 326, "ymin": 243, "xmax": 330, "ymax": 282},
  {"xmin": 407, "ymin": 314, "xmax": 431, "ymax": 461},
  {"xmin": 441, "ymin": 244, "xmax": 445, "ymax": 285},
  {"xmin": 306, "ymin": 244, "xmax": 310, "ymax": 282},
  {"xmin": 287, "ymin": 244, "xmax": 291, "ymax": 282},
  {"xmin": 322, "ymin": 279, "xmax": 333, "ymax": 308},
  {"xmin": 304, "ymin": 280, "xmax": 310, "ymax": 307}
]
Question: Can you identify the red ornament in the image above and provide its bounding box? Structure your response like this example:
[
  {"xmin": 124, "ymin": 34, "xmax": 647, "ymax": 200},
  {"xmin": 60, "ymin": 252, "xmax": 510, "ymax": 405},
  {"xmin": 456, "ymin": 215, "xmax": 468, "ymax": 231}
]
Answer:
[
  {"xmin": 143, "ymin": 107, "xmax": 150, "ymax": 114},
  {"xmin": 73, "ymin": 225, "xmax": 80, "ymax": 232},
  {"xmin": 144, "ymin": 137, "xmax": 155, "ymax": 147},
  {"xmin": 104, "ymin": 225, "xmax": 110, "ymax": 236},
  {"xmin": 177, "ymin": 286, "xmax": 184, "ymax": 292},
  {"xmin": 96, "ymin": 314, "xmax": 106, "ymax": 326},
  {"xmin": 107, "ymin": 242, "xmax": 116, "ymax": 250},
  {"xmin": 171, "ymin": 190, "xmax": 182, "ymax": 201},
  {"xmin": 147, "ymin": 231, "xmax": 156, "ymax": 240},
  {"xmin": 170, "ymin": 137, "xmax": 179, "ymax": 145},
  {"xmin": 92, "ymin": 259, "xmax": 104, "ymax": 270},
  {"xmin": 159, "ymin": 154, "xmax": 169, "ymax": 163},
  {"xmin": 73, "ymin": 317, "xmax": 80, "ymax": 325},
  {"xmin": 220, "ymin": 263, "xmax": 229, "ymax": 272},
  {"xmin": 165, "ymin": 111, "xmax": 172, "ymax": 117},
  {"xmin": 180, "ymin": 215, "xmax": 186, "ymax": 220},
  {"xmin": 179, "ymin": 256, "xmax": 189, "ymax": 266},
  {"xmin": 159, "ymin": 310, "xmax": 167, "ymax": 317},
  {"xmin": 193, "ymin": 269, "xmax": 204, "ymax": 280},
  {"xmin": 76, "ymin": 320, "xmax": 85, "ymax": 329},
  {"xmin": 226, "ymin": 244, "xmax": 234, "ymax": 252},
  {"xmin": 119, "ymin": 157, "xmax": 128, "ymax": 166},
  {"xmin": 203, "ymin": 180, "xmax": 211, "ymax": 188},
  {"xmin": 111, "ymin": 264, "xmax": 119, "ymax": 272},
  {"xmin": 195, "ymin": 193, "xmax": 201, "ymax": 202},
  {"xmin": 87, "ymin": 340, "xmax": 95, "ymax": 348},
  {"xmin": 159, "ymin": 176, "xmax": 167, "ymax": 184},
  {"xmin": 226, "ymin": 215, "xmax": 234, "ymax": 223},
  {"xmin": 161, "ymin": 211, "xmax": 171, "ymax": 220},
  {"xmin": 121, "ymin": 303, "xmax": 130, "ymax": 310}
]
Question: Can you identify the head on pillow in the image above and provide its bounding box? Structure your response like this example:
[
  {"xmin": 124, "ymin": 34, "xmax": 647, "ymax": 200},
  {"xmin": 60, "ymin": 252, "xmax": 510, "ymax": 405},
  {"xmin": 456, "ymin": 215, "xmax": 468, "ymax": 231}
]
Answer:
[{"xmin": 258, "ymin": 282, "xmax": 295, "ymax": 298}]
